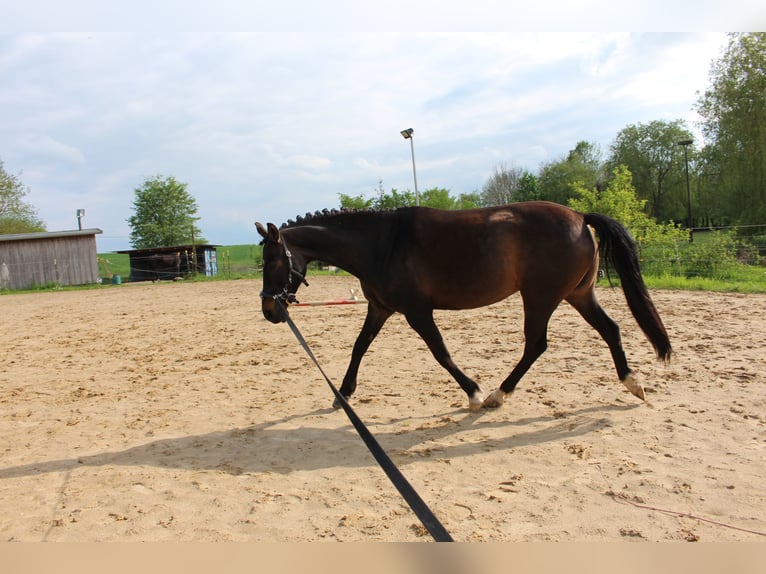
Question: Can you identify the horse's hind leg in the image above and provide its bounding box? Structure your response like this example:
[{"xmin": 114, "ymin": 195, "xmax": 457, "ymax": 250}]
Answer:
[
  {"xmin": 483, "ymin": 297, "xmax": 557, "ymax": 408},
  {"xmin": 566, "ymin": 290, "xmax": 645, "ymax": 400},
  {"xmin": 404, "ymin": 310, "xmax": 484, "ymax": 411}
]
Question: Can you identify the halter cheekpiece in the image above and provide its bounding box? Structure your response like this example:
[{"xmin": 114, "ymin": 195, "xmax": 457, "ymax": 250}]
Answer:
[{"xmin": 259, "ymin": 238, "xmax": 309, "ymax": 304}]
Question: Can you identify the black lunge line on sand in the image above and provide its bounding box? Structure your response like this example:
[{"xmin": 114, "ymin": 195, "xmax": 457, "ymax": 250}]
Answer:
[{"xmin": 274, "ymin": 298, "xmax": 454, "ymax": 543}]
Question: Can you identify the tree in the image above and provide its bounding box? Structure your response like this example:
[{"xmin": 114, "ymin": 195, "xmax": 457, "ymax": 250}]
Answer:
[
  {"xmin": 693, "ymin": 144, "xmax": 728, "ymax": 227},
  {"xmin": 516, "ymin": 171, "xmax": 541, "ymax": 202},
  {"xmin": 569, "ymin": 165, "xmax": 652, "ymax": 231},
  {"xmin": 0, "ymin": 158, "xmax": 46, "ymax": 234},
  {"xmin": 607, "ymin": 120, "xmax": 694, "ymax": 223},
  {"xmin": 568, "ymin": 165, "xmax": 688, "ymax": 277},
  {"xmin": 481, "ymin": 164, "xmax": 525, "ymax": 206},
  {"xmin": 454, "ymin": 191, "xmax": 483, "ymax": 210},
  {"xmin": 337, "ymin": 192, "xmax": 373, "ymax": 210},
  {"xmin": 419, "ymin": 187, "xmax": 456, "ymax": 209},
  {"xmin": 696, "ymin": 33, "xmax": 766, "ymax": 224},
  {"xmin": 339, "ymin": 180, "xmax": 451, "ymax": 210},
  {"xmin": 378, "ymin": 188, "xmax": 417, "ymax": 209},
  {"xmin": 537, "ymin": 141, "xmax": 604, "ymax": 206},
  {"xmin": 480, "ymin": 164, "xmax": 540, "ymax": 206},
  {"xmin": 128, "ymin": 175, "xmax": 205, "ymax": 249}
]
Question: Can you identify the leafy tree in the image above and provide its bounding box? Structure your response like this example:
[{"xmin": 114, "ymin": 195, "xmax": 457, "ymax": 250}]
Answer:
[
  {"xmin": 374, "ymin": 188, "xmax": 417, "ymax": 209},
  {"xmin": 454, "ymin": 191, "xmax": 483, "ymax": 210},
  {"xmin": 607, "ymin": 119, "xmax": 694, "ymax": 223},
  {"xmin": 537, "ymin": 141, "xmax": 604, "ymax": 205},
  {"xmin": 569, "ymin": 165, "xmax": 687, "ymax": 276},
  {"xmin": 337, "ymin": 192, "xmax": 373, "ymax": 210},
  {"xmin": 0, "ymin": 158, "xmax": 46, "ymax": 234},
  {"xmin": 692, "ymin": 144, "xmax": 728, "ymax": 227},
  {"xmin": 128, "ymin": 175, "xmax": 205, "ymax": 249},
  {"xmin": 567, "ymin": 165, "xmax": 744, "ymax": 279},
  {"xmin": 696, "ymin": 33, "xmax": 766, "ymax": 224},
  {"xmin": 419, "ymin": 187, "xmax": 456, "ymax": 209},
  {"xmin": 569, "ymin": 165, "xmax": 653, "ymax": 231},
  {"xmin": 339, "ymin": 181, "xmax": 454, "ymax": 210},
  {"xmin": 516, "ymin": 171, "xmax": 541, "ymax": 202}
]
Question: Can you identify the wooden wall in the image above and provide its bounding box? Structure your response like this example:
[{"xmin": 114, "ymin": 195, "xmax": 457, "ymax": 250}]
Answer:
[{"xmin": 0, "ymin": 231, "xmax": 102, "ymax": 290}]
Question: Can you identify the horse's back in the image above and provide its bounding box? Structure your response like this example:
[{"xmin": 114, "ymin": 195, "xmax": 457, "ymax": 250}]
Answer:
[{"xmin": 400, "ymin": 202, "xmax": 595, "ymax": 309}]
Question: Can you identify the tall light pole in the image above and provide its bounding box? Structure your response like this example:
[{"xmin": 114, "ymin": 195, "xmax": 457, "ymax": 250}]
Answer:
[
  {"xmin": 400, "ymin": 128, "xmax": 420, "ymax": 206},
  {"xmin": 678, "ymin": 138, "xmax": 693, "ymax": 242}
]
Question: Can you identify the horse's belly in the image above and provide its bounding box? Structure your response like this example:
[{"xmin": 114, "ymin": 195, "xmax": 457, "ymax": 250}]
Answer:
[
  {"xmin": 429, "ymin": 281, "xmax": 519, "ymax": 310},
  {"xmin": 413, "ymin": 247, "xmax": 522, "ymax": 309}
]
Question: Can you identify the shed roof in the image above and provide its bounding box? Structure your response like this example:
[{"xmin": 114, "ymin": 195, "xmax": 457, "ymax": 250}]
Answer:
[
  {"xmin": 116, "ymin": 244, "xmax": 219, "ymax": 254},
  {"xmin": 0, "ymin": 228, "xmax": 103, "ymax": 243}
]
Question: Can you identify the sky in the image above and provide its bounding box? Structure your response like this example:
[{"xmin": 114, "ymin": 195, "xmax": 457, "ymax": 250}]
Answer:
[{"xmin": 0, "ymin": 5, "xmax": 756, "ymax": 252}]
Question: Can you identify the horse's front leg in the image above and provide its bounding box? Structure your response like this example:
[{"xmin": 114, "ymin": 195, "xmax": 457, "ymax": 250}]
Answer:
[
  {"xmin": 405, "ymin": 310, "xmax": 484, "ymax": 412},
  {"xmin": 334, "ymin": 303, "xmax": 393, "ymax": 408}
]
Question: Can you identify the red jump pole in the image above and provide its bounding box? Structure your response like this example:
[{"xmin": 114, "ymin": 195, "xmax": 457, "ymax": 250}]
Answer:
[
  {"xmin": 293, "ymin": 287, "xmax": 366, "ymax": 307},
  {"xmin": 293, "ymin": 298, "xmax": 366, "ymax": 307}
]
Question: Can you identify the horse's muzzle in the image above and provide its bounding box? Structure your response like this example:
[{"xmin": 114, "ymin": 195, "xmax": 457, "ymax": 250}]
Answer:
[{"xmin": 261, "ymin": 299, "xmax": 286, "ymax": 324}]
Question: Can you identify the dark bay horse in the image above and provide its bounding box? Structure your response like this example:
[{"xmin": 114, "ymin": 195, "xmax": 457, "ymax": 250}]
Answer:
[{"xmin": 256, "ymin": 201, "xmax": 671, "ymax": 411}]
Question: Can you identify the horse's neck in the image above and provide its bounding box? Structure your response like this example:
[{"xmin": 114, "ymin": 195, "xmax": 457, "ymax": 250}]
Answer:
[{"xmin": 284, "ymin": 223, "xmax": 378, "ymax": 279}]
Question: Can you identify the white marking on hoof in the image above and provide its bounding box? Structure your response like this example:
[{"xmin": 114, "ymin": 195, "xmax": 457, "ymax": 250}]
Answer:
[
  {"xmin": 469, "ymin": 391, "xmax": 484, "ymax": 412},
  {"xmin": 622, "ymin": 373, "xmax": 645, "ymax": 401},
  {"xmin": 332, "ymin": 395, "xmax": 349, "ymax": 409},
  {"xmin": 482, "ymin": 389, "xmax": 507, "ymax": 409}
]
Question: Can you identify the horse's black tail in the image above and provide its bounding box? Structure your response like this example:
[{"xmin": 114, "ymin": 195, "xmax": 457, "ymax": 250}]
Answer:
[{"xmin": 584, "ymin": 213, "xmax": 671, "ymax": 362}]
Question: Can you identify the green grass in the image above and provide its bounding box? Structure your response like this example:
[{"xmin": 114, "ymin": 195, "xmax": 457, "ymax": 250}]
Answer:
[
  {"xmin": 597, "ymin": 263, "xmax": 765, "ymax": 293},
  {"xmin": 215, "ymin": 244, "xmax": 263, "ymax": 278},
  {"xmin": 642, "ymin": 266, "xmax": 766, "ymax": 293},
  {"xmin": 97, "ymin": 253, "xmax": 131, "ymax": 280}
]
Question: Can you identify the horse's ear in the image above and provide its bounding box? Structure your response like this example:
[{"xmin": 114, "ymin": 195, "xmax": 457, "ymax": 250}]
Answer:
[
  {"xmin": 266, "ymin": 222, "xmax": 281, "ymax": 243},
  {"xmin": 255, "ymin": 222, "xmax": 281, "ymax": 243}
]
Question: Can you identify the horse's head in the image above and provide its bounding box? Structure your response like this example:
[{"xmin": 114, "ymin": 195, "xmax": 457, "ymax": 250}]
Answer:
[{"xmin": 255, "ymin": 221, "xmax": 308, "ymax": 324}]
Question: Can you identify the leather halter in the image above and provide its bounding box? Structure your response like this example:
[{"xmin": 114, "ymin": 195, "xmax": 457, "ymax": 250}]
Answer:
[{"xmin": 259, "ymin": 237, "xmax": 309, "ymax": 304}]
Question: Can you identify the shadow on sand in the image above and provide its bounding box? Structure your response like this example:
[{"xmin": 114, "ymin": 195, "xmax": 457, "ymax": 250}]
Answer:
[{"xmin": 0, "ymin": 403, "xmax": 638, "ymax": 480}]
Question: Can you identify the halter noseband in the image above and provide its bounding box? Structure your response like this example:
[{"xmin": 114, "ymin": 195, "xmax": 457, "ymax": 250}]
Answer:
[{"xmin": 259, "ymin": 238, "xmax": 309, "ymax": 304}]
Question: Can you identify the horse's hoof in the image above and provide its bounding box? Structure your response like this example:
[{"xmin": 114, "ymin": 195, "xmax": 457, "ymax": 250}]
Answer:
[
  {"xmin": 468, "ymin": 391, "xmax": 484, "ymax": 412},
  {"xmin": 482, "ymin": 389, "xmax": 506, "ymax": 409},
  {"xmin": 332, "ymin": 396, "xmax": 348, "ymax": 409},
  {"xmin": 621, "ymin": 373, "xmax": 645, "ymax": 401}
]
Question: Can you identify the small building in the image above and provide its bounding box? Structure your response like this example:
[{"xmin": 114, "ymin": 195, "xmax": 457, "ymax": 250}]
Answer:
[
  {"xmin": 116, "ymin": 244, "xmax": 218, "ymax": 282},
  {"xmin": 0, "ymin": 228, "xmax": 103, "ymax": 290}
]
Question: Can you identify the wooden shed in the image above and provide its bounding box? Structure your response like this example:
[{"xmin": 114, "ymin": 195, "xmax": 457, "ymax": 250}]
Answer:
[
  {"xmin": 0, "ymin": 228, "xmax": 103, "ymax": 290},
  {"xmin": 116, "ymin": 244, "xmax": 219, "ymax": 282}
]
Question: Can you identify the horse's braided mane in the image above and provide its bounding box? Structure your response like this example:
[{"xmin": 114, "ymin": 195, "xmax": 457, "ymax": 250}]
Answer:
[{"xmin": 279, "ymin": 207, "xmax": 398, "ymax": 229}]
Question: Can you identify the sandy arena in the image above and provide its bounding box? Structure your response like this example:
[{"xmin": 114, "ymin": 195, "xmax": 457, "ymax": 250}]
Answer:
[{"xmin": 1, "ymin": 276, "xmax": 764, "ymax": 542}]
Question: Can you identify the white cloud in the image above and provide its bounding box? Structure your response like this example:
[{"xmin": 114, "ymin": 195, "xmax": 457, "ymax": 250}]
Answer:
[{"xmin": 17, "ymin": 134, "xmax": 85, "ymax": 165}]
